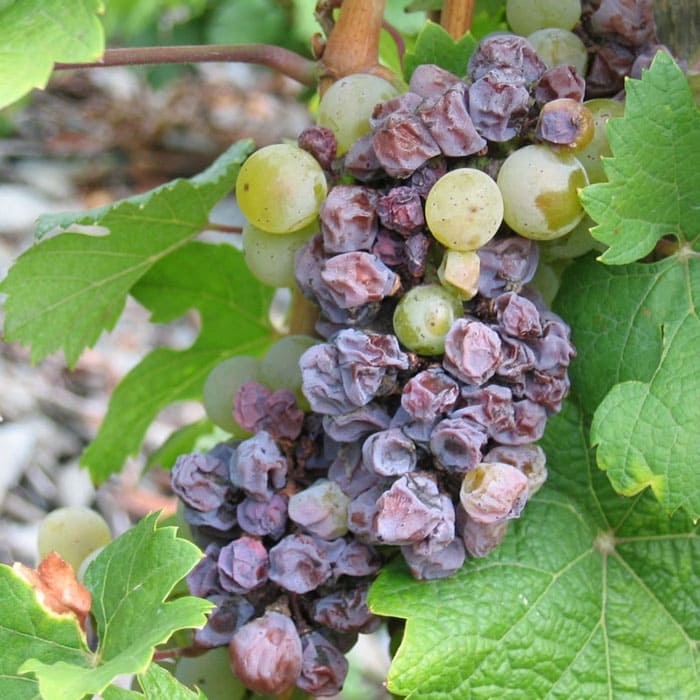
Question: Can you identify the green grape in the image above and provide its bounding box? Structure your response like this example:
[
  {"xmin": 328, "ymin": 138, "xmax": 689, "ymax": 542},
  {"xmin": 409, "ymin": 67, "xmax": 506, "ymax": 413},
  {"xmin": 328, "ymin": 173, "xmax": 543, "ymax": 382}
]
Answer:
[
  {"xmin": 530, "ymin": 260, "xmax": 565, "ymax": 307},
  {"xmin": 176, "ymin": 646, "xmax": 247, "ymax": 700},
  {"xmin": 577, "ymin": 98, "xmax": 625, "ymax": 183},
  {"xmin": 317, "ymin": 73, "xmax": 400, "ymax": 155},
  {"xmin": 425, "ymin": 168, "xmax": 504, "ymax": 251},
  {"xmin": 235, "ymin": 143, "xmax": 327, "ymax": 234},
  {"xmin": 538, "ymin": 214, "xmax": 600, "ymax": 262},
  {"xmin": 37, "ymin": 506, "xmax": 112, "ymax": 572},
  {"xmin": 202, "ymin": 355, "xmax": 261, "ymax": 436},
  {"xmin": 437, "ymin": 250, "xmax": 480, "ymax": 300},
  {"xmin": 506, "ymin": 0, "xmax": 581, "ymax": 36},
  {"xmin": 260, "ymin": 334, "xmax": 317, "ymax": 408},
  {"xmin": 527, "ymin": 28, "xmax": 588, "ymax": 75},
  {"xmin": 242, "ymin": 220, "xmax": 318, "ymax": 288},
  {"xmin": 393, "ymin": 284, "xmax": 463, "ymax": 355},
  {"xmin": 77, "ymin": 546, "xmax": 106, "ymax": 582},
  {"xmin": 497, "ymin": 144, "xmax": 589, "ymax": 240}
]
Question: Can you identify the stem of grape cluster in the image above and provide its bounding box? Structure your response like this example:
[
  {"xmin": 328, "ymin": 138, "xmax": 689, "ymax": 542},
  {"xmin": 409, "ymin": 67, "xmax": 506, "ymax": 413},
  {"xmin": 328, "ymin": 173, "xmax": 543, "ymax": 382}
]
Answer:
[
  {"xmin": 441, "ymin": 0, "xmax": 475, "ymax": 38},
  {"xmin": 54, "ymin": 44, "xmax": 319, "ymax": 87}
]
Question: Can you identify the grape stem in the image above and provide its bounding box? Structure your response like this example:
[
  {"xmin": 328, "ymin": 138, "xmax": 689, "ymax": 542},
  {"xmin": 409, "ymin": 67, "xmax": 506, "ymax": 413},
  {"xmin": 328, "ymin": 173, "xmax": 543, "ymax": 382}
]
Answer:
[
  {"xmin": 382, "ymin": 18, "xmax": 407, "ymax": 65},
  {"xmin": 441, "ymin": 0, "xmax": 475, "ymax": 39},
  {"xmin": 206, "ymin": 223, "xmax": 243, "ymax": 234},
  {"xmin": 54, "ymin": 44, "xmax": 319, "ymax": 87}
]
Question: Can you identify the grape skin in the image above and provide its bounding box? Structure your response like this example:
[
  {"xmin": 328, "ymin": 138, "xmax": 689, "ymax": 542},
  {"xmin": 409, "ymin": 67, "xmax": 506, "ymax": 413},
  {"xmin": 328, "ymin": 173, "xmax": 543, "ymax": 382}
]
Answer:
[
  {"xmin": 425, "ymin": 168, "xmax": 504, "ymax": 251},
  {"xmin": 37, "ymin": 506, "xmax": 112, "ymax": 572},
  {"xmin": 235, "ymin": 143, "xmax": 327, "ymax": 234},
  {"xmin": 497, "ymin": 144, "xmax": 589, "ymax": 240},
  {"xmin": 317, "ymin": 73, "xmax": 400, "ymax": 155},
  {"xmin": 506, "ymin": 0, "xmax": 581, "ymax": 37},
  {"xmin": 527, "ymin": 28, "xmax": 589, "ymax": 76}
]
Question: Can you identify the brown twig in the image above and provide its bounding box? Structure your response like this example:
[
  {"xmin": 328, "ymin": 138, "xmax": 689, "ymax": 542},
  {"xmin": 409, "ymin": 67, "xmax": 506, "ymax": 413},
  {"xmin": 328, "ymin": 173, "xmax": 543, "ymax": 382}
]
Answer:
[
  {"xmin": 207, "ymin": 223, "xmax": 243, "ymax": 234},
  {"xmin": 54, "ymin": 45, "xmax": 319, "ymax": 87},
  {"xmin": 441, "ymin": 0, "xmax": 475, "ymax": 39},
  {"xmin": 382, "ymin": 18, "xmax": 407, "ymax": 65}
]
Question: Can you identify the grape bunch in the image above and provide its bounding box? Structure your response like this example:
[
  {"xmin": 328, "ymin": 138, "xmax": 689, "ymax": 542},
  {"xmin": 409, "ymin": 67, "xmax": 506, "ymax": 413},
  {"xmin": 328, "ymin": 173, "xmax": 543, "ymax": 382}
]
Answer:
[{"xmin": 170, "ymin": 2, "xmax": 663, "ymax": 696}]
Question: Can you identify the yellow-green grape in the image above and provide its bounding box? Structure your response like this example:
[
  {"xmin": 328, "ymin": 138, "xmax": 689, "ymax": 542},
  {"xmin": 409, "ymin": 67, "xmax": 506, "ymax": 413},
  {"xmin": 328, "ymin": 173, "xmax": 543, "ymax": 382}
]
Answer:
[
  {"xmin": 577, "ymin": 99, "xmax": 625, "ymax": 183},
  {"xmin": 531, "ymin": 260, "xmax": 564, "ymax": 307},
  {"xmin": 235, "ymin": 144, "xmax": 327, "ymax": 233},
  {"xmin": 37, "ymin": 506, "xmax": 112, "ymax": 572},
  {"xmin": 425, "ymin": 168, "xmax": 504, "ymax": 251},
  {"xmin": 497, "ymin": 144, "xmax": 589, "ymax": 240},
  {"xmin": 202, "ymin": 356, "xmax": 261, "ymax": 436},
  {"xmin": 242, "ymin": 220, "xmax": 318, "ymax": 288},
  {"xmin": 527, "ymin": 28, "xmax": 588, "ymax": 75},
  {"xmin": 538, "ymin": 214, "xmax": 600, "ymax": 262},
  {"xmin": 317, "ymin": 73, "xmax": 400, "ymax": 155},
  {"xmin": 393, "ymin": 284, "xmax": 463, "ymax": 355},
  {"xmin": 176, "ymin": 647, "xmax": 247, "ymax": 700},
  {"xmin": 506, "ymin": 0, "xmax": 581, "ymax": 36},
  {"xmin": 260, "ymin": 334, "xmax": 318, "ymax": 409},
  {"xmin": 77, "ymin": 546, "xmax": 105, "ymax": 582},
  {"xmin": 438, "ymin": 250, "xmax": 481, "ymax": 300}
]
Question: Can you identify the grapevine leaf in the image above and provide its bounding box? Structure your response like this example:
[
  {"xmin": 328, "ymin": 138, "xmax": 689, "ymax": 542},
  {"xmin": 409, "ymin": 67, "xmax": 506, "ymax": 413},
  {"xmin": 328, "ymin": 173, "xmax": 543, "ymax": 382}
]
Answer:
[
  {"xmin": 0, "ymin": 140, "xmax": 253, "ymax": 367},
  {"xmin": 21, "ymin": 514, "xmax": 212, "ymax": 700},
  {"xmin": 145, "ymin": 419, "xmax": 220, "ymax": 472},
  {"xmin": 80, "ymin": 241, "xmax": 275, "ymax": 483},
  {"xmin": 555, "ymin": 254, "xmax": 700, "ymax": 516},
  {"xmin": 403, "ymin": 21, "xmax": 477, "ymax": 81},
  {"xmin": 0, "ymin": 564, "xmax": 90, "ymax": 700},
  {"xmin": 0, "ymin": 0, "xmax": 104, "ymax": 110},
  {"xmin": 138, "ymin": 663, "xmax": 208, "ymax": 700},
  {"xmin": 580, "ymin": 51, "xmax": 700, "ymax": 265},
  {"xmin": 369, "ymin": 400, "xmax": 700, "ymax": 699}
]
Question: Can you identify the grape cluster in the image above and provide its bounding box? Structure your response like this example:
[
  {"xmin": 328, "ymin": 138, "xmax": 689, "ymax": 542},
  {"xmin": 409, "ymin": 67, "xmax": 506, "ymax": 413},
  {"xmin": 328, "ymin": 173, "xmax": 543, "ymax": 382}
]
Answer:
[{"xmin": 170, "ymin": 4, "xmax": 664, "ymax": 696}]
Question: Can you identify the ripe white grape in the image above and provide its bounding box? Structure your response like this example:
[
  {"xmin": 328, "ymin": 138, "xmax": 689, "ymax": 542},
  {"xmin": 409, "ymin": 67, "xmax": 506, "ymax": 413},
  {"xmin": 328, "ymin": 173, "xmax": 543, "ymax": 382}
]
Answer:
[
  {"xmin": 577, "ymin": 99, "xmax": 625, "ymax": 183},
  {"xmin": 425, "ymin": 168, "xmax": 504, "ymax": 251},
  {"xmin": 242, "ymin": 220, "xmax": 318, "ymax": 288},
  {"xmin": 235, "ymin": 143, "xmax": 327, "ymax": 234},
  {"xmin": 260, "ymin": 334, "xmax": 317, "ymax": 407},
  {"xmin": 527, "ymin": 28, "xmax": 588, "ymax": 75},
  {"xmin": 202, "ymin": 355, "xmax": 261, "ymax": 436},
  {"xmin": 317, "ymin": 73, "xmax": 400, "ymax": 155},
  {"xmin": 497, "ymin": 144, "xmax": 589, "ymax": 240},
  {"xmin": 438, "ymin": 250, "xmax": 480, "ymax": 300},
  {"xmin": 506, "ymin": 0, "xmax": 581, "ymax": 36},
  {"xmin": 37, "ymin": 506, "xmax": 112, "ymax": 572},
  {"xmin": 176, "ymin": 646, "xmax": 247, "ymax": 700},
  {"xmin": 393, "ymin": 284, "xmax": 463, "ymax": 355}
]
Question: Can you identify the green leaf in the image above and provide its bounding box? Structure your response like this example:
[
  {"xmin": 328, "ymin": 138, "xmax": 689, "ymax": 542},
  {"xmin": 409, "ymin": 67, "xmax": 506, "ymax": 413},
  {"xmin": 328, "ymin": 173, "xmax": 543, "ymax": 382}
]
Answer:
[
  {"xmin": 137, "ymin": 662, "xmax": 208, "ymax": 700},
  {"xmin": 0, "ymin": 140, "xmax": 253, "ymax": 367},
  {"xmin": 369, "ymin": 401, "xmax": 700, "ymax": 699},
  {"xmin": 0, "ymin": 0, "xmax": 104, "ymax": 110},
  {"xmin": 145, "ymin": 419, "xmax": 220, "ymax": 471},
  {"xmin": 403, "ymin": 21, "xmax": 477, "ymax": 81},
  {"xmin": 555, "ymin": 254, "xmax": 700, "ymax": 516},
  {"xmin": 0, "ymin": 564, "xmax": 90, "ymax": 700},
  {"xmin": 581, "ymin": 52, "xmax": 700, "ymax": 264},
  {"xmin": 81, "ymin": 241, "xmax": 275, "ymax": 483},
  {"xmin": 21, "ymin": 514, "xmax": 212, "ymax": 700}
]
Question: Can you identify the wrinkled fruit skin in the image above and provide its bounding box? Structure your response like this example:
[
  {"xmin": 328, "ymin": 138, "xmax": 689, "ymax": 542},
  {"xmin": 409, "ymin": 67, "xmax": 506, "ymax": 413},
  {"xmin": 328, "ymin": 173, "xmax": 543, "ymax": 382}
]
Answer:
[{"xmin": 229, "ymin": 611, "xmax": 302, "ymax": 695}]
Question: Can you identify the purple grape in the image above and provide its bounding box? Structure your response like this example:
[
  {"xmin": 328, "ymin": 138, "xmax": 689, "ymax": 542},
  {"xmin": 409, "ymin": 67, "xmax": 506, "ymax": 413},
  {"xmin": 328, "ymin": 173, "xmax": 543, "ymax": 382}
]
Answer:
[
  {"xmin": 328, "ymin": 443, "xmax": 383, "ymax": 498},
  {"xmin": 321, "ymin": 252, "xmax": 399, "ymax": 309},
  {"xmin": 320, "ymin": 185, "xmax": 379, "ymax": 253},
  {"xmin": 229, "ymin": 611, "xmax": 302, "ymax": 695},
  {"xmin": 229, "ymin": 431, "xmax": 287, "ymax": 501},
  {"xmin": 288, "ymin": 479, "xmax": 351, "ymax": 540},
  {"xmin": 194, "ymin": 593, "xmax": 255, "ymax": 648},
  {"xmin": 236, "ymin": 494, "xmax": 288, "ymax": 540},
  {"xmin": 405, "ymin": 232, "xmax": 431, "ymax": 278},
  {"xmin": 268, "ymin": 533, "xmax": 334, "ymax": 593},
  {"xmin": 494, "ymin": 292, "xmax": 543, "ymax": 339},
  {"xmin": 443, "ymin": 318, "xmax": 502, "ymax": 386},
  {"xmin": 322, "ymin": 403, "xmax": 392, "ymax": 443},
  {"xmin": 183, "ymin": 501, "xmax": 238, "ymax": 537},
  {"xmin": 489, "ymin": 399, "xmax": 547, "ymax": 445},
  {"xmin": 347, "ymin": 485, "xmax": 384, "ymax": 544},
  {"xmin": 468, "ymin": 74, "xmax": 530, "ymax": 142},
  {"xmin": 457, "ymin": 506, "xmax": 510, "ymax": 558},
  {"xmin": 376, "ymin": 186, "xmax": 425, "ymax": 236},
  {"xmin": 535, "ymin": 65, "xmax": 586, "ymax": 103},
  {"xmin": 429, "ymin": 416, "xmax": 488, "ymax": 472},
  {"xmin": 186, "ymin": 543, "xmax": 224, "ymax": 598},
  {"xmin": 402, "ymin": 538, "xmax": 466, "ymax": 580},
  {"xmin": 362, "ymin": 428, "xmax": 417, "ymax": 477},
  {"xmin": 372, "ymin": 110, "xmax": 441, "ymax": 178},
  {"xmin": 589, "ymin": 0, "xmax": 656, "ymax": 48},
  {"xmin": 218, "ymin": 536, "xmax": 269, "ymax": 593},
  {"xmin": 312, "ymin": 585, "xmax": 380, "ymax": 634},
  {"xmin": 409, "ymin": 63, "xmax": 461, "ymax": 99},
  {"xmin": 373, "ymin": 472, "xmax": 446, "ymax": 545},
  {"xmin": 343, "ymin": 134, "xmax": 382, "ymax": 182},
  {"xmin": 171, "ymin": 451, "xmax": 232, "ymax": 512},
  {"xmin": 467, "ymin": 34, "xmax": 546, "ymax": 84},
  {"xmin": 299, "ymin": 342, "xmax": 347, "ymax": 416},
  {"xmin": 418, "ymin": 83, "xmax": 487, "ymax": 157},
  {"xmin": 297, "ymin": 631, "xmax": 349, "ymax": 696},
  {"xmin": 298, "ymin": 125, "xmax": 338, "ymax": 171},
  {"xmin": 457, "ymin": 384, "xmax": 516, "ymax": 438},
  {"xmin": 401, "ymin": 367, "xmax": 460, "ymax": 422},
  {"xmin": 477, "ymin": 236, "xmax": 539, "ymax": 297},
  {"xmin": 331, "ymin": 539, "xmax": 382, "ymax": 577}
]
